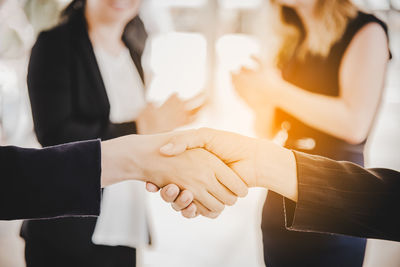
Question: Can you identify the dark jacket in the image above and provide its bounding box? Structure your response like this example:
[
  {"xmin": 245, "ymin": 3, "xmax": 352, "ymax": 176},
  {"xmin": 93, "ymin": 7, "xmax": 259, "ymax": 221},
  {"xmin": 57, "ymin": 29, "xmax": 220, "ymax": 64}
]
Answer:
[
  {"xmin": 22, "ymin": 7, "xmax": 147, "ymax": 262},
  {"xmin": 27, "ymin": 9, "xmax": 147, "ymax": 146},
  {"xmin": 286, "ymin": 151, "xmax": 400, "ymax": 242},
  {"xmin": 0, "ymin": 140, "xmax": 101, "ymax": 220}
]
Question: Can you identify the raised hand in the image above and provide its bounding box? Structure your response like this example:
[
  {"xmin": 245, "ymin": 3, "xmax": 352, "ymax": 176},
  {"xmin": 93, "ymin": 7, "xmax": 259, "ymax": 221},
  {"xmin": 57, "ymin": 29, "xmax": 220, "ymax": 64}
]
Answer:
[
  {"xmin": 136, "ymin": 93, "xmax": 206, "ymax": 134},
  {"xmin": 231, "ymin": 57, "xmax": 284, "ymax": 110}
]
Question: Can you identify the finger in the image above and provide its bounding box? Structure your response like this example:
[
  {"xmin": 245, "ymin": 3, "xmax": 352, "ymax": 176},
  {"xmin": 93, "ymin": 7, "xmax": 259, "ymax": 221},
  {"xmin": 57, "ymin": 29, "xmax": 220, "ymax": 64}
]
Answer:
[
  {"xmin": 171, "ymin": 190, "xmax": 194, "ymax": 211},
  {"xmin": 196, "ymin": 190, "xmax": 225, "ymax": 213},
  {"xmin": 250, "ymin": 55, "xmax": 263, "ymax": 68},
  {"xmin": 186, "ymin": 104, "xmax": 204, "ymax": 116},
  {"xmin": 163, "ymin": 93, "xmax": 180, "ymax": 107},
  {"xmin": 160, "ymin": 184, "xmax": 180, "ymax": 203},
  {"xmin": 181, "ymin": 203, "xmax": 197, "ymax": 219},
  {"xmin": 213, "ymin": 160, "xmax": 248, "ymax": 198},
  {"xmin": 184, "ymin": 113, "xmax": 197, "ymax": 125},
  {"xmin": 193, "ymin": 200, "xmax": 221, "ymax": 219},
  {"xmin": 184, "ymin": 91, "xmax": 207, "ymax": 111},
  {"xmin": 159, "ymin": 128, "xmax": 213, "ymax": 156},
  {"xmin": 146, "ymin": 182, "xmax": 160, "ymax": 193},
  {"xmin": 240, "ymin": 66, "xmax": 254, "ymax": 73},
  {"xmin": 207, "ymin": 180, "xmax": 237, "ymax": 206}
]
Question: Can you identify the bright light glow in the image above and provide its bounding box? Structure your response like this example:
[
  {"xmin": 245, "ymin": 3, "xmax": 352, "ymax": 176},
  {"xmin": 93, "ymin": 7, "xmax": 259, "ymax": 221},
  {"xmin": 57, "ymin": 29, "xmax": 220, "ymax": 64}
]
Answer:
[
  {"xmin": 142, "ymin": 34, "xmax": 266, "ymax": 267},
  {"xmin": 151, "ymin": 0, "xmax": 207, "ymax": 8},
  {"xmin": 218, "ymin": 0, "xmax": 262, "ymax": 9},
  {"xmin": 146, "ymin": 32, "xmax": 207, "ymax": 103}
]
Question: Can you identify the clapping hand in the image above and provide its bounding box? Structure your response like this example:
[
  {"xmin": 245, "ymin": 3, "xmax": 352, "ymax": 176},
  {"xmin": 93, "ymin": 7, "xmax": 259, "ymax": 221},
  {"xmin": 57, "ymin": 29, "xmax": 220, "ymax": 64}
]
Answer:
[{"xmin": 232, "ymin": 56, "xmax": 283, "ymax": 109}]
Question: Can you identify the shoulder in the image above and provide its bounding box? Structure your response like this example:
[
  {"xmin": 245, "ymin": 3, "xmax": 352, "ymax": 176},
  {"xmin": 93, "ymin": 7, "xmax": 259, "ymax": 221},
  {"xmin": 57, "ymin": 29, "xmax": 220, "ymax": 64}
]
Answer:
[
  {"xmin": 354, "ymin": 12, "xmax": 388, "ymax": 31},
  {"xmin": 344, "ymin": 12, "xmax": 389, "ymax": 59},
  {"xmin": 350, "ymin": 18, "xmax": 389, "ymax": 55},
  {"xmin": 29, "ymin": 21, "xmax": 75, "ymax": 69},
  {"xmin": 348, "ymin": 12, "xmax": 389, "ymax": 41},
  {"xmin": 35, "ymin": 21, "xmax": 71, "ymax": 48}
]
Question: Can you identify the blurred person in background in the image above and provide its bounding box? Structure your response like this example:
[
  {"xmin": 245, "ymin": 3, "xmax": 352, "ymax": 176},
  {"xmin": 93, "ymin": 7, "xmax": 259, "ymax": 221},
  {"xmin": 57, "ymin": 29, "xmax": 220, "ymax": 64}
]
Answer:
[
  {"xmin": 24, "ymin": 0, "xmax": 202, "ymax": 266},
  {"xmin": 232, "ymin": 0, "xmax": 390, "ymax": 266}
]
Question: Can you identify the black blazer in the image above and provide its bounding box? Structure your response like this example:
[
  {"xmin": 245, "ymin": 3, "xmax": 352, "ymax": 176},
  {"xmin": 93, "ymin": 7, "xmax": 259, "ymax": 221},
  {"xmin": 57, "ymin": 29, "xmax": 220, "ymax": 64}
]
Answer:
[
  {"xmin": 23, "ymin": 8, "xmax": 147, "ymax": 249},
  {"xmin": 0, "ymin": 140, "xmax": 101, "ymax": 220},
  {"xmin": 2, "ymin": 140, "xmax": 400, "ymax": 242},
  {"xmin": 27, "ymin": 9, "xmax": 147, "ymax": 147},
  {"xmin": 286, "ymin": 151, "xmax": 400, "ymax": 242}
]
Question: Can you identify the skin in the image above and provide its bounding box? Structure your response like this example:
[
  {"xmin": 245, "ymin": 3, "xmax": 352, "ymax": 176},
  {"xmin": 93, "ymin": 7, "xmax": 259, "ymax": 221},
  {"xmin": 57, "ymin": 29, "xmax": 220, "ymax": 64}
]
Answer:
[
  {"xmin": 147, "ymin": 128, "xmax": 298, "ymax": 218},
  {"xmin": 100, "ymin": 133, "xmax": 248, "ymax": 216},
  {"xmin": 232, "ymin": 1, "xmax": 389, "ymax": 144},
  {"xmin": 153, "ymin": 1, "xmax": 390, "ymax": 217},
  {"xmin": 85, "ymin": 0, "xmax": 203, "ymax": 134}
]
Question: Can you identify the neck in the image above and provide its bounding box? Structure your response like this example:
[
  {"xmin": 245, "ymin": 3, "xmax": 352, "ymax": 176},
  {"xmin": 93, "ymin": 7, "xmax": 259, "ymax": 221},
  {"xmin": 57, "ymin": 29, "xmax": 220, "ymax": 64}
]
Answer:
[{"xmin": 85, "ymin": 8, "xmax": 126, "ymax": 52}]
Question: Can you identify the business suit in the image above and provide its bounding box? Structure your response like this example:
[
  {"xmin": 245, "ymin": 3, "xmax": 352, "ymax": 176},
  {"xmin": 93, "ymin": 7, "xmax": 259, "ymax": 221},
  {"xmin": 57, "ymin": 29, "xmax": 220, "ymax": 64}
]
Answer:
[
  {"xmin": 0, "ymin": 140, "xmax": 101, "ymax": 221},
  {"xmin": 24, "ymin": 7, "xmax": 147, "ymax": 267},
  {"xmin": 1, "ymin": 140, "xmax": 400, "ymax": 242},
  {"xmin": 286, "ymin": 151, "xmax": 400, "ymax": 242}
]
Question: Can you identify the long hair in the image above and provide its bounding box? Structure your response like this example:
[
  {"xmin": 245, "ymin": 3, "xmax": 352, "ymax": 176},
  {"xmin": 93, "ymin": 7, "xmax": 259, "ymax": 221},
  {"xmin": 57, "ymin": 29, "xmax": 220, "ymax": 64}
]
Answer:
[
  {"xmin": 60, "ymin": 0, "xmax": 86, "ymax": 21},
  {"xmin": 271, "ymin": 0, "xmax": 357, "ymax": 68}
]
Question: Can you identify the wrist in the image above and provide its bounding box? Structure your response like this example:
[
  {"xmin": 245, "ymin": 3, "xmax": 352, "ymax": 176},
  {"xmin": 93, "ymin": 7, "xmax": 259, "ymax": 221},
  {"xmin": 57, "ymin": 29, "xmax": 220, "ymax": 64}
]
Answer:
[
  {"xmin": 100, "ymin": 135, "xmax": 147, "ymax": 187},
  {"xmin": 255, "ymin": 141, "xmax": 298, "ymax": 201}
]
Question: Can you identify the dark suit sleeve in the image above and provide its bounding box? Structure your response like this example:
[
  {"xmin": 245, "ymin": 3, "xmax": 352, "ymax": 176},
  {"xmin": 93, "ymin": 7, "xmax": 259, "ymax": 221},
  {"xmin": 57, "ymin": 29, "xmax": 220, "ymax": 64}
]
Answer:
[
  {"xmin": 0, "ymin": 140, "xmax": 101, "ymax": 220},
  {"xmin": 27, "ymin": 31, "xmax": 137, "ymax": 147},
  {"xmin": 283, "ymin": 151, "xmax": 400, "ymax": 242}
]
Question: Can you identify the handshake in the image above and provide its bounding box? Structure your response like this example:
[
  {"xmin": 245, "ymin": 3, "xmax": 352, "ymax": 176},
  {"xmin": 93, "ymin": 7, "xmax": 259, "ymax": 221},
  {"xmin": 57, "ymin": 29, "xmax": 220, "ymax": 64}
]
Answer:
[{"xmin": 101, "ymin": 128, "xmax": 298, "ymax": 218}]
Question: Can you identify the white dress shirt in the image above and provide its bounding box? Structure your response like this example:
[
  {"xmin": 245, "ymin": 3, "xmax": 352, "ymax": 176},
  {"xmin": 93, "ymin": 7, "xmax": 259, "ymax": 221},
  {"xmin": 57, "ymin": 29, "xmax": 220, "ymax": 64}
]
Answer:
[{"xmin": 92, "ymin": 45, "xmax": 149, "ymax": 249}]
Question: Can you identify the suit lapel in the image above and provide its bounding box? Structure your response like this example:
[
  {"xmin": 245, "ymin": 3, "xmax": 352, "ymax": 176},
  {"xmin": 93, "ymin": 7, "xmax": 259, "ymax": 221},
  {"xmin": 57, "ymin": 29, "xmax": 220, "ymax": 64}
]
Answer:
[{"xmin": 70, "ymin": 11, "xmax": 111, "ymax": 112}]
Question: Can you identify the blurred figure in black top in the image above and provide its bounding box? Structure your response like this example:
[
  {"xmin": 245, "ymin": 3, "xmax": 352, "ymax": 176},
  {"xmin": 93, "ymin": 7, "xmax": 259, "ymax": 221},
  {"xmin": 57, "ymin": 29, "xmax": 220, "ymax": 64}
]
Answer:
[{"xmin": 232, "ymin": 0, "xmax": 390, "ymax": 266}]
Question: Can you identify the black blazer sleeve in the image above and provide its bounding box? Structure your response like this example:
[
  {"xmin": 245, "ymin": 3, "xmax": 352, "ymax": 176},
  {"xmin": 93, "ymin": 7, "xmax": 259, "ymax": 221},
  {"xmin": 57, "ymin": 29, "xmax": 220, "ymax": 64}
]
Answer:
[
  {"xmin": 27, "ymin": 31, "xmax": 136, "ymax": 147},
  {"xmin": 0, "ymin": 140, "xmax": 101, "ymax": 220},
  {"xmin": 283, "ymin": 151, "xmax": 400, "ymax": 242}
]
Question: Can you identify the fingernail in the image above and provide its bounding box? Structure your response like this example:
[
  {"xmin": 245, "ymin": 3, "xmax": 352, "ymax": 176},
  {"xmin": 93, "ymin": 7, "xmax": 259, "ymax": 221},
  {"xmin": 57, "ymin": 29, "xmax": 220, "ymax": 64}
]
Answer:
[
  {"xmin": 160, "ymin": 143, "xmax": 173, "ymax": 153},
  {"xmin": 180, "ymin": 194, "xmax": 189, "ymax": 203},
  {"xmin": 166, "ymin": 187, "xmax": 176, "ymax": 197}
]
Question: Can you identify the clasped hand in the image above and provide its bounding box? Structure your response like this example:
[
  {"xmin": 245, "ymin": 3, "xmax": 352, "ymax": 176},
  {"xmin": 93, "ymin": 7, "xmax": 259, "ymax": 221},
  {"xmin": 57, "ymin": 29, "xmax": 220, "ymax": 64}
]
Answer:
[
  {"xmin": 102, "ymin": 128, "xmax": 296, "ymax": 219},
  {"xmin": 144, "ymin": 128, "xmax": 294, "ymax": 219}
]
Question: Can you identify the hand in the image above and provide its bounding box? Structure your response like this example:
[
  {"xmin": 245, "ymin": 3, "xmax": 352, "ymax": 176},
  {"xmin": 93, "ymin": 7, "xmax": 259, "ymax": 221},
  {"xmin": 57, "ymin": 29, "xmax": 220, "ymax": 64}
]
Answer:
[
  {"xmin": 232, "ymin": 57, "xmax": 283, "ymax": 109},
  {"xmin": 145, "ymin": 129, "xmax": 265, "ymax": 218},
  {"xmin": 158, "ymin": 128, "xmax": 298, "ymax": 201},
  {"xmin": 101, "ymin": 133, "xmax": 248, "ymax": 217},
  {"xmin": 146, "ymin": 183, "xmax": 198, "ymax": 218},
  {"xmin": 136, "ymin": 93, "xmax": 205, "ymax": 134}
]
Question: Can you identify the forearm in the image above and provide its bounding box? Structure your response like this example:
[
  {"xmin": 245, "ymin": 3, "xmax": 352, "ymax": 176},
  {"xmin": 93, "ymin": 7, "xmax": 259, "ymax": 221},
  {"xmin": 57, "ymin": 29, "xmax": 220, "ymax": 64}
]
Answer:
[
  {"xmin": 0, "ymin": 140, "xmax": 101, "ymax": 220},
  {"xmin": 254, "ymin": 140, "xmax": 298, "ymax": 201},
  {"xmin": 275, "ymin": 82, "xmax": 360, "ymax": 143},
  {"xmin": 284, "ymin": 151, "xmax": 400, "ymax": 241}
]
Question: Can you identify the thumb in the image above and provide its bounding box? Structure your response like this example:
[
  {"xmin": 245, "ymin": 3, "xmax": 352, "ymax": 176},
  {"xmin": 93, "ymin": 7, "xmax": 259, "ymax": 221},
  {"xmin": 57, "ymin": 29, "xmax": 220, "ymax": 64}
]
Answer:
[
  {"xmin": 159, "ymin": 142, "xmax": 188, "ymax": 156},
  {"xmin": 159, "ymin": 129, "xmax": 209, "ymax": 156}
]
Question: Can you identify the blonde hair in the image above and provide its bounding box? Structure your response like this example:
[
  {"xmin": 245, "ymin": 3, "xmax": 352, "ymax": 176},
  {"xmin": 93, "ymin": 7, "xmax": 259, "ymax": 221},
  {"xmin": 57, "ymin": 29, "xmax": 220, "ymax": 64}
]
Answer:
[{"xmin": 272, "ymin": 0, "xmax": 357, "ymax": 68}]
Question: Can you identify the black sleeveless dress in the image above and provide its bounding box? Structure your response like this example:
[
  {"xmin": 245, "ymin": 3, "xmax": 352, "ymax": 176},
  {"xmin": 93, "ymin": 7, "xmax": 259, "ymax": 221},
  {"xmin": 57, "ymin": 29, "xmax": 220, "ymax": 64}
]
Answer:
[{"xmin": 262, "ymin": 12, "xmax": 390, "ymax": 267}]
